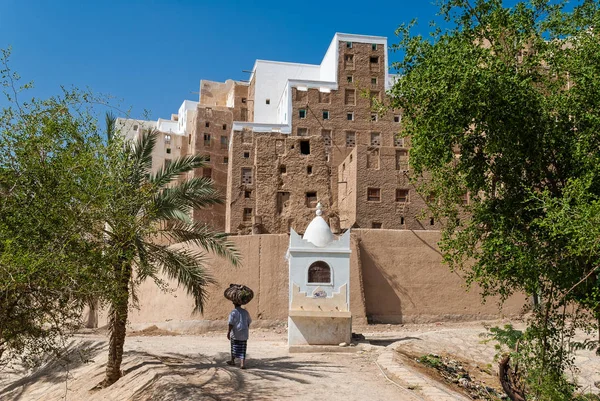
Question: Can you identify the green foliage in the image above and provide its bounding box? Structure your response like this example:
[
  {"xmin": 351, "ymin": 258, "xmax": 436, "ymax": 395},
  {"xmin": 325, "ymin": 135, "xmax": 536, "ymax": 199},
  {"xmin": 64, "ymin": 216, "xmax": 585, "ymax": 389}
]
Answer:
[
  {"xmin": 418, "ymin": 354, "xmax": 443, "ymax": 368},
  {"xmin": 0, "ymin": 48, "xmax": 113, "ymax": 367},
  {"xmin": 390, "ymin": 0, "xmax": 600, "ymax": 398}
]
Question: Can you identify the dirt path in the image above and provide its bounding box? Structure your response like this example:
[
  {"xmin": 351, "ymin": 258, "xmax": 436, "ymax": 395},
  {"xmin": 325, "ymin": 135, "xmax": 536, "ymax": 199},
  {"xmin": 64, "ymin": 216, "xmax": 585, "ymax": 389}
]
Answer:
[
  {"xmin": 2, "ymin": 320, "xmax": 598, "ymax": 400},
  {"xmin": 0, "ymin": 329, "xmax": 411, "ymax": 401}
]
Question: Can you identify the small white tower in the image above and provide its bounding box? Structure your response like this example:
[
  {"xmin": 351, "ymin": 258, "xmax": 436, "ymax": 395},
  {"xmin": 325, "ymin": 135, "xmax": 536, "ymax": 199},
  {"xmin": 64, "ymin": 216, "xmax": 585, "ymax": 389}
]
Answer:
[{"xmin": 287, "ymin": 203, "xmax": 352, "ymax": 348}]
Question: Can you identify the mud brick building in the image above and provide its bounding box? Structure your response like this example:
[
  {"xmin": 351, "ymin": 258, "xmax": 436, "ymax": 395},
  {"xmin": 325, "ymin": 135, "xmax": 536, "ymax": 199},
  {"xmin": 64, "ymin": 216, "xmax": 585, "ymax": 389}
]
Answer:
[{"xmin": 117, "ymin": 33, "xmax": 445, "ymax": 234}]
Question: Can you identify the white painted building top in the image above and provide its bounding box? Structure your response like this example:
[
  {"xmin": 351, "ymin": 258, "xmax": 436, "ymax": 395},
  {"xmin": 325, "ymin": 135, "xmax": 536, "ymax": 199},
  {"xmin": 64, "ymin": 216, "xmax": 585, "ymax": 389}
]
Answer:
[
  {"xmin": 239, "ymin": 32, "xmax": 392, "ymax": 134},
  {"xmin": 302, "ymin": 203, "xmax": 335, "ymax": 248}
]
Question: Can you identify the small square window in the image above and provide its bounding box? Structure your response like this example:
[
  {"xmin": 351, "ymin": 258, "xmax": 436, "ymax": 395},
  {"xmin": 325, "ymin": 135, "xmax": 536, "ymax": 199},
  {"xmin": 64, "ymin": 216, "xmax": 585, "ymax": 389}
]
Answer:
[
  {"xmin": 347, "ymin": 112, "xmax": 354, "ymax": 121},
  {"xmin": 371, "ymin": 77, "xmax": 377, "ymax": 85},
  {"xmin": 396, "ymin": 149, "xmax": 409, "ymax": 170},
  {"xmin": 394, "ymin": 135, "xmax": 404, "ymax": 147},
  {"xmin": 300, "ymin": 140, "xmax": 310, "ymax": 155},
  {"xmin": 394, "ymin": 115, "xmax": 401, "ymax": 123},
  {"xmin": 344, "ymin": 54, "xmax": 354, "ymax": 69},
  {"xmin": 347, "ymin": 76, "xmax": 353, "ymax": 83},
  {"xmin": 307, "ymin": 166, "xmax": 313, "ymax": 175},
  {"xmin": 321, "ymin": 129, "xmax": 332, "ymax": 147},
  {"xmin": 322, "ymin": 110, "xmax": 329, "ymax": 120},
  {"xmin": 280, "ymin": 165, "xmax": 287, "ymax": 174},
  {"xmin": 396, "ymin": 189, "xmax": 409, "ymax": 202},
  {"xmin": 203, "ymin": 134, "xmax": 211, "ymax": 146},
  {"xmin": 345, "ymin": 89, "xmax": 356, "ymax": 105},
  {"xmin": 243, "ymin": 208, "xmax": 253, "ymax": 222},
  {"xmin": 166, "ymin": 148, "xmax": 171, "ymax": 154},
  {"xmin": 223, "ymin": 124, "xmax": 227, "ymax": 130},
  {"xmin": 370, "ymin": 56, "xmax": 379, "ymax": 64},
  {"xmin": 205, "ymin": 122, "xmax": 210, "ymax": 128},
  {"xmin": 223, "ymin": 156, "xmax": 229, "ymax": 164},
  {"xmin": 370, "ymin": 132, "xmax": 381, "ymax": 146},
  {"xmin": 133, "ymin": 124, "xmax": 139, "ymax": 131},
  {"xmin": 346, "ymin": 42, "xmax": 353, "ymax": 48},
  {"xmin": 241, "ymin": 98, "xmax": 247, "ymax": 104},
  {"xmin": 371, "ymin": 114, "xmax": 378, "ymax": 122},
  {"xmin": 245, "ymin": 190, "xmax": 251, "ymax": 198},
  {"xmin": 306, "ymin": 192, "xmax": 318, "ymax": 208},
  {"xmin": 299, "ymin": 109, "xmax": 307, "ymax": 119},
  {"xmin": 297, "ymin": 127, "xmax": 308, "ymax": 136},
  {"xmin": 367, "ymin": 188, "xmax": 381, "ymax": 202},
  {"xmin": 346, "ymin": 131, "xmax": 355, "ymax": 147},
  {"xmin": 266, "ymin": 99, "xmax": 270, "ymax": 105},
  {"xmin": 205, "ymin": 154, "xmax": 211, "ymax": 162},
  {"xmin": 243, "ymin": 151, "xmax": 250, "ymax": 158},
  {"xmin": 241, "ymin": 168, "xmax": 252, "ymax": 184},
  {"xmin": 372, "ymin": 222, "xmax": 382, "ymax": 229},
  {"xmin": 372, "ymin": 43, "xmax": 378, "ymax": 51}
]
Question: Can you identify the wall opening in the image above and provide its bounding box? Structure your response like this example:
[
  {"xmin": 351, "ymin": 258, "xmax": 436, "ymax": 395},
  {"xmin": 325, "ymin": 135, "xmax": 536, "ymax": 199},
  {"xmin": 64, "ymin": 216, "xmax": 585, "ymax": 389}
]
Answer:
[
  {"xmin": 367, "ymin": 188, "xmax": 381, "ymax": 202},
  {"xmin": 307, "ymin": 261, "xmax": 331, "ymax": 284},
  {"xmin": 346, "ymin": 131, "xmax": 356, "ymax": 147},
  {"xmin": 277, "ymin": 192, "xmax": 290, "ymax": 214},
  {"xmin": 300, "ymin": 140, "xmax": 310, "ymax": 155},
  {"xmin": 241, "ymin": 168, "xmax": 252, "ymax": 185},
  {"xmin": 305, "ymin": 192, "xmax": 317, "ymax": 208}
]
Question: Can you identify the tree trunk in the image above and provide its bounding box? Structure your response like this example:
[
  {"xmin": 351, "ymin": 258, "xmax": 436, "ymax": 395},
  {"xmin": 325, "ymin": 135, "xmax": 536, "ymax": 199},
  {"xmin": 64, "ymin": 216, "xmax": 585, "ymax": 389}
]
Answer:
[
  {"xmin": 499, "ymin": 355, "xmax": 527, "ymax": 401},
  {"xmin": 102, "ymin": 263, "xmax": 132, "ymax": 387}
]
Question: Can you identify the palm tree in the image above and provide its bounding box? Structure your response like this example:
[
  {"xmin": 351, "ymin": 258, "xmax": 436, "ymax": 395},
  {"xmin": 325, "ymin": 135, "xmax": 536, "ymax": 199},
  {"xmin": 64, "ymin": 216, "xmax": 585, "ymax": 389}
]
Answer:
[{"xmin": 101, "ymin": 114, "xmax": 240, "ymax": 386}]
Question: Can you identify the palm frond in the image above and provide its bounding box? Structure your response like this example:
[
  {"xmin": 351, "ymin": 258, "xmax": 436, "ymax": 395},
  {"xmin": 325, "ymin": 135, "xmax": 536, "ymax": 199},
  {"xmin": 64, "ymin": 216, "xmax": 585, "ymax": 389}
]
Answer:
[
  {"xmin": 129, "ymin": 129, "xmax": 156, "ymax": 180},
  {"xmin": 149, "ymin": 154, "xmax": 208, "ymax": 189},
  {"xmin": 144, "ymin": 242, "xmax": 216, "ymax": 313},
  {"xmin": 151, "ymin": 190, "xmax": 193, "ymax": 223},
  {"xmin": 154, "ymin": 176, "xmax": 223, "ymax": 218},
  {"xmin": 134, "ymin": 235, "xmax": 157, "ymax": 282},
  {"xmin": 105, "ymin": 112, "xmax": 116, "ymax": 143},
  {"xmin": 160, "ymin": 221, "xmax": 241, "ymax": 266}
]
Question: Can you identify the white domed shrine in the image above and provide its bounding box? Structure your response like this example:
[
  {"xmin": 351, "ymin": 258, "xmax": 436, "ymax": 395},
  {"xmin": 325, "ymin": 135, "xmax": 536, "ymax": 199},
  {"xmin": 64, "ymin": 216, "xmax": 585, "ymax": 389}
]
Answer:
[{"xmin": 287, "ymin": 203, "xmax": 352, "ymax": 349}]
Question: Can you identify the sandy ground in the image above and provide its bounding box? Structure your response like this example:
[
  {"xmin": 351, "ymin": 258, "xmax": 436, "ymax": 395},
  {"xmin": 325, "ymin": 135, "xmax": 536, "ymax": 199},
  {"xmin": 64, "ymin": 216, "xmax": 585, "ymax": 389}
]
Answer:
[
  {"xmin": 0, "ymin": 326, "xmax": 407, "ymax": 401},
  {"xmin": 1, "ymin": 320, "xmax": 598, "ymax": 401}
]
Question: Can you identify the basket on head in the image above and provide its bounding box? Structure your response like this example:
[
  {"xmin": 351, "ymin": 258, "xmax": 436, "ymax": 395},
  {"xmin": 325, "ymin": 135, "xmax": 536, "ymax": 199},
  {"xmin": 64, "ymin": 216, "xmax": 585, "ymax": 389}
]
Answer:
[{"xmin": 224, "ymin": 284, "xmax": 254, "ymax": 305}]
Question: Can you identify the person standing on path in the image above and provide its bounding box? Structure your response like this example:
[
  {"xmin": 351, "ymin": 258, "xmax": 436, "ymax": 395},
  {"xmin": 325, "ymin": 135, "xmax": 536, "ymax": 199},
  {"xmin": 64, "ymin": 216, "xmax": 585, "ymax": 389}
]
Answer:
[{"xmin": 227, "ymin": 303, "xmax": 252, "ymax": 369}]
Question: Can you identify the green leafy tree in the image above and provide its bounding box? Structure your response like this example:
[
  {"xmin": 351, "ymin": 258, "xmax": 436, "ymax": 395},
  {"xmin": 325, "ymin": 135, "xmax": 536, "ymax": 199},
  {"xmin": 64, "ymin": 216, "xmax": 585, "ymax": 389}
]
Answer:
[
  {"xmin": 0, "ymin": 48, "xmax": 113, "ymax": 367},
  {"xmin": 100, "ymin": 116, "xmax": 240, "ymax": 386},
  {"xmin": 390, "ymin": 0, "xmax": 600, "ymax": 398}
]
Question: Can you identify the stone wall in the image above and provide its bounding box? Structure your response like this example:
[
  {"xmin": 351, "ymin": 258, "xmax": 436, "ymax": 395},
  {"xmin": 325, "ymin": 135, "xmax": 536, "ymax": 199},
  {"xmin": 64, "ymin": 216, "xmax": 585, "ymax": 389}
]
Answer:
[
  {"xmin": 108, "ymin": 229, "xmax": 525, "ymax": 329},
  {"xmin": 189, "ymin": 106, "xmax": 233, "ymax": 231},
  {"xmin": 339, "ymin": 145, "xmax": 443, "ymax": 230}
]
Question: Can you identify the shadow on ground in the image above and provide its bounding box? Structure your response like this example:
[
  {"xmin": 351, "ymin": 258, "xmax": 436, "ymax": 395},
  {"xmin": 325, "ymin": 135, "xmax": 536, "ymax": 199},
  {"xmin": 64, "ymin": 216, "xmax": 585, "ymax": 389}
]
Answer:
[
  {"xmin": 367, "ymin": 336, "xmax": 422, "ymax": 347},
  {"xmin": 0, "ymin": 340, "xmax": 106, "ymax": 400},
  {"xmin": 128, "ymin": 351, "xmax": 338, "ymax": 401},
  {"xmin": 1, "ymin": 342, "xmax": 339, "ymax": 401}
]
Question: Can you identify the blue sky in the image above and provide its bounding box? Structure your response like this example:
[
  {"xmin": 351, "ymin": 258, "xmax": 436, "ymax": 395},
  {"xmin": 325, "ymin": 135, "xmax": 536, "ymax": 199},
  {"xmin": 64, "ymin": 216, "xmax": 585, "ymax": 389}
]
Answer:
[{"xmin": 0, "ymin": 0, "xmax": 525, "ymax": 120}]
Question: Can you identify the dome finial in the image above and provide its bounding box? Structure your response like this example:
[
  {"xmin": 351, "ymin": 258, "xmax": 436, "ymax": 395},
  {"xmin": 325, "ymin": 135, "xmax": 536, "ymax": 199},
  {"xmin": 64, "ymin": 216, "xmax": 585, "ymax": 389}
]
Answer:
[{"xmin": 316, "ymin": 202, "xmax": 323, "ymax": 216}]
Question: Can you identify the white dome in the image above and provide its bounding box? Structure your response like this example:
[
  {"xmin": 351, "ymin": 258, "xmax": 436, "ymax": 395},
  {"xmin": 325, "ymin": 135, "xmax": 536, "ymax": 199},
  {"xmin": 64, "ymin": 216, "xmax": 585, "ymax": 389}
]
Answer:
[{"xmin": 302, "ymin": 203, "xmax": 334, "ymax": 247}]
